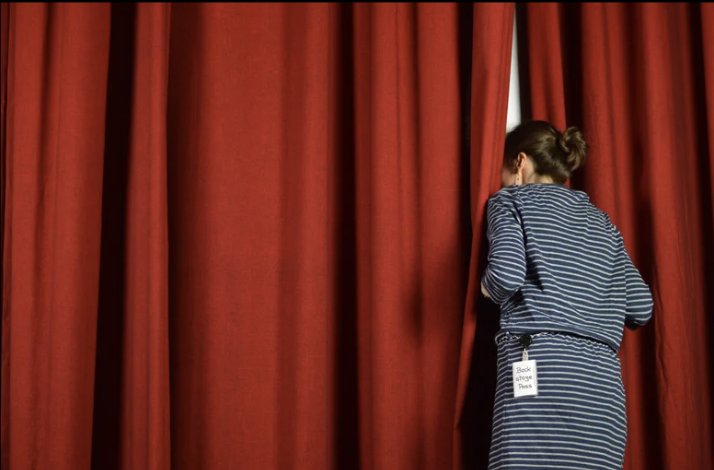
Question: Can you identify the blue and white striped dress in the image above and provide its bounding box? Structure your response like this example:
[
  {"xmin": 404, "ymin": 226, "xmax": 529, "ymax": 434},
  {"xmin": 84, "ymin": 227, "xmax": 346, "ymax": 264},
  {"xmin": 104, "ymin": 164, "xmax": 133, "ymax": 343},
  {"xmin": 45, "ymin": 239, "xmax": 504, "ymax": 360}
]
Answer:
[{"xmin": 481, "ymin": 183, "xmax": 653, "ymax": 470}]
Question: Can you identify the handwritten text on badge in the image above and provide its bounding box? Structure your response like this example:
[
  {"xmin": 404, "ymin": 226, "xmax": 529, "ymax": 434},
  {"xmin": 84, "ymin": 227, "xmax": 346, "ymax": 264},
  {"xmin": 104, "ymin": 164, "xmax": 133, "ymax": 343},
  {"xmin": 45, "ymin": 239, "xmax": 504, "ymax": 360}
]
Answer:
[{"xmin": 513, "ymin": 359, "xmax": 538, "ymax": 398}]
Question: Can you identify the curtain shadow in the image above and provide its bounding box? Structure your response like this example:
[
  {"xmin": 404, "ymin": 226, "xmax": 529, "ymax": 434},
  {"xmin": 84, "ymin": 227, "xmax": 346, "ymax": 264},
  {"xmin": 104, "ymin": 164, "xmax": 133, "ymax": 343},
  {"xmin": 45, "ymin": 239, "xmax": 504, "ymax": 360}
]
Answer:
[
  {"xmin": 458, "ymin": 209, "xmax": 501, "ymax": 470},
  {"xmin": 631, "ymin": 201, "xmax": 663, "ymax": 470},
  {"xmin": 458, "ymin": 3, "xmax": 503, "ymax": 467},
  {"xmin": 559, "ymin": 2, "xmax": 584, "ymax": 137},
  {"xmin": 623, "ymin": 5, "xmax": 664, "ymax": 468},
  {"xmin": 690, "ymin": 2, "xmax": 714, "ymax": 447},
  {"xmin": 331, "ymin": 4, "xmax": 360, "ymax": 470},
  {"xmin": 91, "ymin": 3, "xmax": 136, "ymax": 470}
]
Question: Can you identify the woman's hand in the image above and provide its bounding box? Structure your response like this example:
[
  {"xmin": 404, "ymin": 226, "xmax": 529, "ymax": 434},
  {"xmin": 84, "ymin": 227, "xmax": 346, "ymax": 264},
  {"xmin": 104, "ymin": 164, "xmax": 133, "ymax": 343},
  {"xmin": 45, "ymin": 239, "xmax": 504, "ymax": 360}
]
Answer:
[{"xmin": 481, "ymin": 281, "xmax": 491, "ymax": 299}]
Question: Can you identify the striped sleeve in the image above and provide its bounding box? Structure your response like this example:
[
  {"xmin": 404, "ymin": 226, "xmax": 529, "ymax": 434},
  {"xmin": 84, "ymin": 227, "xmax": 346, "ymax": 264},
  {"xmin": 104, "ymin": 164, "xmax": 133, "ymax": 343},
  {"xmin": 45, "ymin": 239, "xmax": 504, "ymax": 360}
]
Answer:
[
  {"xmin": 482, "ymin": 190, "xmax": 526, "ymax": 305},
  {"xmin": 622, "ymin": 246, "xmax": 654, "ymax": 330}
]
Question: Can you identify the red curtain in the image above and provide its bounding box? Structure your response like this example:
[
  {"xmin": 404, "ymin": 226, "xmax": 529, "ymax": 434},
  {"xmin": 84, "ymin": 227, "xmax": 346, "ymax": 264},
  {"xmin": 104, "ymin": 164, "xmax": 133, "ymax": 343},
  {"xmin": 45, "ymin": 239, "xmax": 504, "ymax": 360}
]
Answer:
[
  {"xmin": 518, "ymin": 2, "xmax": 714, "ymax": 470},
  {"xmin": 6, "ymin": 2, "xmax": 713, "ymax": 470},
  {"xmin": 1, "ymin": 3, "xmax": 514, "ymax": 470}
]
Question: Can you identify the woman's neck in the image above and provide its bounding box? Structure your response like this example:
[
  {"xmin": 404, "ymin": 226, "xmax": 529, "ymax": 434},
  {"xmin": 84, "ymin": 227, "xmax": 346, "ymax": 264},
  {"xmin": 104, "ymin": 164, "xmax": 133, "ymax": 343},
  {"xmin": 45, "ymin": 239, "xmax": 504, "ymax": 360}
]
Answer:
[{"xmin": 526, "ymin": 173, "xmax": 555, "ymax": 184}]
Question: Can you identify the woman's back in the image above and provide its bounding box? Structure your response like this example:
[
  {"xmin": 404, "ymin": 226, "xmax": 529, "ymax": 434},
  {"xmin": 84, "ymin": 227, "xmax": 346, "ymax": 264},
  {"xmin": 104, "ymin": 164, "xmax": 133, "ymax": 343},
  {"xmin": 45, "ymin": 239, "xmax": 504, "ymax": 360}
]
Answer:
[{"xmin": 483, "ymin": 183, "xmax": 653, "ymax": 352}]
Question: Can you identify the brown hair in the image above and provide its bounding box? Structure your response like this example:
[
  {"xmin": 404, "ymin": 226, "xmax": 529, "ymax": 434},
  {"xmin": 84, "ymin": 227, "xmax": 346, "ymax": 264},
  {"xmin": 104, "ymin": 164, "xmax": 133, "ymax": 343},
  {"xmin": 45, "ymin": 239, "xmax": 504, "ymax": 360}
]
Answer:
[{"xmin": 503, "ymin": 120, "xmax": 588, "ymax": 184}]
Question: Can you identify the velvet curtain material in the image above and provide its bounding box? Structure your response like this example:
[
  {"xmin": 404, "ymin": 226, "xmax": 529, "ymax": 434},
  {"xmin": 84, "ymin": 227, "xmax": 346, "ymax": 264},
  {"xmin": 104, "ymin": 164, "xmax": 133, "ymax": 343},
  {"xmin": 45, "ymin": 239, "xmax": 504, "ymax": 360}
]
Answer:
[{"xmin": 2, "ymin": 2, "xmax": 713, "ymax": 470}]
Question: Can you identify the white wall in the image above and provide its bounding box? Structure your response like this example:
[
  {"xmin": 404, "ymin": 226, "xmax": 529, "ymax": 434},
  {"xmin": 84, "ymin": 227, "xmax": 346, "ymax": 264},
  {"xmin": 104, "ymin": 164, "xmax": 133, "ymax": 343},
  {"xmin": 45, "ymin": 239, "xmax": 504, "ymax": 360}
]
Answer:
[{"xmin": 506, "ymin": 13, "xmax": 521, "ymax": 133}]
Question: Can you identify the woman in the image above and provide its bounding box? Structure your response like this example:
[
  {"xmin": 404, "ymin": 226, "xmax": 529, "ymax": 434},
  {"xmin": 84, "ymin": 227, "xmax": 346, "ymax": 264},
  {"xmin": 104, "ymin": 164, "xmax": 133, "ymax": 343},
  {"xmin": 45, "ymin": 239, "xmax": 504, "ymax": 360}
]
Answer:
[{"xmin": 481, "ymin": 120, "xmax": 654, "ymax": 469}]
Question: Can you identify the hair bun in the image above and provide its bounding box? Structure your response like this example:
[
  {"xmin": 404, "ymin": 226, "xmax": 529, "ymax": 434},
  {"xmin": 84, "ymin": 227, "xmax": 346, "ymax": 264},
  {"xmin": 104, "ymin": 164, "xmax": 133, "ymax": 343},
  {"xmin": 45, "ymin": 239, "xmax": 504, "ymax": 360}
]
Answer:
[{"xmin": 560, "ymin": 126, "xmax": 588, "ymax": 172}]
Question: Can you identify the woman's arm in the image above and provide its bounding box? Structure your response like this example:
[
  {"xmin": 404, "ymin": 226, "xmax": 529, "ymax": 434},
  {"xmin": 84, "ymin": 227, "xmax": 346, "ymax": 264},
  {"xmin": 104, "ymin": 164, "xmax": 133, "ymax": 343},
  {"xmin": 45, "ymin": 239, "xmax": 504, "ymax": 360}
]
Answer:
[
  {"xmin": 622, "ymin": 248, "xmax": 654, "ymax": 329},
  {"xmin": 481, "ymin": 190, "xmax": 526, "ymax": 304}
]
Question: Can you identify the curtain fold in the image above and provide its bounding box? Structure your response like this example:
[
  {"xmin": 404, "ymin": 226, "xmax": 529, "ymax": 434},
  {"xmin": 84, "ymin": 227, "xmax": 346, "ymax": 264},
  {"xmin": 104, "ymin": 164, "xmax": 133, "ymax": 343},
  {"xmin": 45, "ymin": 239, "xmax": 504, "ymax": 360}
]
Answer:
[
  {"xmin": 1, "ymin": 4, "xmax": 111, "ymax": 470},
  {"xmin": 165, "ymin": 3, "xmax": 335, "ymax": 469},
  {"xmin": 453, "ymin": 3, "xmax": 515, "ymax": 469},
  {"xmin": 92, "ymin": 3, "xmax": 172, "ymax": 469},
  {"xmin": 519, "ymin": 3, "xmax": 714, "ymax": 469}
]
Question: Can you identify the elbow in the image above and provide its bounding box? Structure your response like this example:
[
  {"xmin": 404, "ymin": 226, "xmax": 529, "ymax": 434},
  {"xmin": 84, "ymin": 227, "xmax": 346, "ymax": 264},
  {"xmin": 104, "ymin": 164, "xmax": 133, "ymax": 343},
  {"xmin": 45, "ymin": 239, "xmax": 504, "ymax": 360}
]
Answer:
[
  {"xmin": 499, "ymin": 278, "xmax": 525, "ymax": 298},
  {"xmin": 482, "ymin": 267, "xmax": 525, "ymax": 304},
  {"xmin": 625, "ymin": 303, "xmax": 654, "ymax": 329},
  {"xmin": 624, "ymin": 285, "xmax": 654, "ymax": 328}
]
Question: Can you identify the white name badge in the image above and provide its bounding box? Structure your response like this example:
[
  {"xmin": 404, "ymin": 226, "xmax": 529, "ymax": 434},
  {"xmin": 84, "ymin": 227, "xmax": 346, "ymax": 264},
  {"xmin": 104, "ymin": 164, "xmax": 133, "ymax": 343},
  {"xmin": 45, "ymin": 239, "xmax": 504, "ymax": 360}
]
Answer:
[{"xmin": 513, "ymin": 359, "xmax": 538, "ymax": 397}]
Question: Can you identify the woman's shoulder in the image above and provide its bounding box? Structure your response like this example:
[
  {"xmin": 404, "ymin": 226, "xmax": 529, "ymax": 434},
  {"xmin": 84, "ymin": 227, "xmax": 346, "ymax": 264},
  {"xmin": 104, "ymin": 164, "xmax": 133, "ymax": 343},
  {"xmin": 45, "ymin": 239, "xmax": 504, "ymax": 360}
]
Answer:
[{"xmin": 488, "ymin": 186, "xmax": 522, "ymax": 208}]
